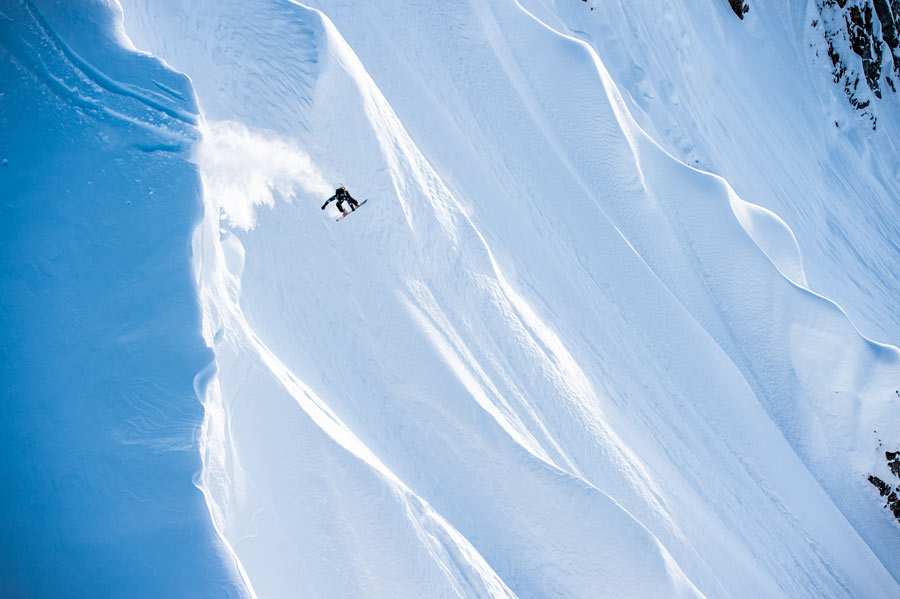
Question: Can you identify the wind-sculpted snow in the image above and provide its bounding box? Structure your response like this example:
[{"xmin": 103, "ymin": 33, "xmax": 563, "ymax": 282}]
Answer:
[
  {"xmin": 1, "ymin": 0, "xmax": 246, "ymax": 595},
  {"xmin": 729, "ymin": 194, "xmax": 808, "ymax": 286},
  {"xmin": 113, "ymin": 0, "xmax": 900, "ymax": 596},
  {"xmin": 9, "ymin": 0, "xmax": 899, "ymax": 595},
  {"xmin": 541, "ymin": 0, "xmax": 900, "ymax": 344}
]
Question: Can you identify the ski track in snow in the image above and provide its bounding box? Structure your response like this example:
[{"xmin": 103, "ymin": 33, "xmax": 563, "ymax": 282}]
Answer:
[{"xmin": 6, "ymin": 0, "xmax": 899, "ymax": 596}]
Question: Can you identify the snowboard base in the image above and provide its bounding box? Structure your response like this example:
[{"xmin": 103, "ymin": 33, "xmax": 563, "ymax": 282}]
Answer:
[{"xmin": 335, "ymin": 199, "xmax": 368, "ymax": 222}]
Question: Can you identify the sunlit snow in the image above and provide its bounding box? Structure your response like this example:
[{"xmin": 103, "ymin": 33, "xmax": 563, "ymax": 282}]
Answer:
[{"xmin": 4, "ymin": 0, "xmax": 900, "ymax": 597}]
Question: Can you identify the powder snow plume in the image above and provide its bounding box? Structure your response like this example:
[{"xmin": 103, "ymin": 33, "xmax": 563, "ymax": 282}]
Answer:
[{"xmin": 195, "ymin": 120, "xmax": 331, "ymax": 229}]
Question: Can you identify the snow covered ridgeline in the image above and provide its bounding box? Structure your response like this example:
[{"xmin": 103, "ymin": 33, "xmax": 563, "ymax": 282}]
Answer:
[
  {"xmin": 117, "ymin": 0, "xmax": 900, "ymax": 596},
  {"xmin": 4, "ymin": 0, "xmax": 900, "ymax": 596},
  {"xmin": 1, "ymin": 0, "xmax": 246, "ymax": 595}
]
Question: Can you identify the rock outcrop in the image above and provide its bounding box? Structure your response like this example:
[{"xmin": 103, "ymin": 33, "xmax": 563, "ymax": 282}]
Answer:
[
  {"xmin": 868, "ymin": 446, "xmax": 900, "ymax": 523},
  {"xmin": 813, "ymin": 0, "xmax": 900, "ymax": 127},
  {"xmin": 728, "ymin": 1, "xmax": 899, "ymax": 128},
  {"xmin": 727, "ymin": 0, "xmax": 750, "ymax": 20}
]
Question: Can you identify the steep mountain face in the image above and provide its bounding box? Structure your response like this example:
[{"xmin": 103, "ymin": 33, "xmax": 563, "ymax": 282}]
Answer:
[
  {"xmin": 812, "ymin": 0, "xmax": 900, "ymax": 126},
  {"xmin": 555, "ymin": 2, "xmax": 900, "ymax": 352},
  {"xmin": 6, "ymin": 0, "xmax": 900, "ymax": 596},
  {"xmin": 115, "ymin": 0, "xmax": 900, "ymax": 596},
  {"xmin": 734, "ymin": 0, "xmax": 900, "ymax": 126},
  {"xmin": 0, "ymin": 0, "xmax": 247, "ymax": 596},
  {"xmin": 562, "ymin": 0, "xmax": 900, "ymax": 550},
  {"xmin": 869, "ymin": 446, "xmax": 900, "ymax": 523}
]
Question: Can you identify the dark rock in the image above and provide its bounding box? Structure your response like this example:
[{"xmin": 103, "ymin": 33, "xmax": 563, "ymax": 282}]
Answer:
[
  {"xmin": 811, "ymin": 0, "xmax": 900, "ymax": 128},
  {"xmin": 868, "ymin": 448, "xmax": 900, "ymax": 525},
  {"xmin": 873, "ymin": 0, "xmax": 900, "ymax": 76},
  {"xmin": 727, "ymin": 0, "xmax": 749, "ymax": 20},
  {"xmin": 732, "ymin": 0, "xmax": 896, "ymax": 126},
  {"xmin": 887, "ymin": 450, "xmax": 900, "ymax": 477},
  {"xmin": 846, "ymin": 3, "xmax": 883, "ymax": 97},
  {"xmin": 869, "ymin": 474, "xmax": 892, "ymax": 496}
]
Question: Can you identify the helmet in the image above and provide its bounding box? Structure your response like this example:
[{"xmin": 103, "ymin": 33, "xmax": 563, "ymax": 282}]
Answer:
[{"xmin": 336, "ymin": 186, "xmax": 346, "ymax": 193}]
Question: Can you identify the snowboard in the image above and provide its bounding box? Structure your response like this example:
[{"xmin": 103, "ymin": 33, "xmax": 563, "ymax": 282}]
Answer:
[{"xmin": 335, "ymin": 199, "xmax": 368, "ymax": 222}]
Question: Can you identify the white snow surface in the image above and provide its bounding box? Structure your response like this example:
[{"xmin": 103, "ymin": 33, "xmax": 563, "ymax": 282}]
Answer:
[
  {"xmin": 5, "ymin": 0, "xmax": 900, "ymax": 596},
  {"xmin": 1, "ymin": 0, "xmax": 245, "ymax": 596}
]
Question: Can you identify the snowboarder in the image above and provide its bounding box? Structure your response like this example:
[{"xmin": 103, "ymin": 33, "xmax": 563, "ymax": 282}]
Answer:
[{"xmin": 321, "ymin": 186, "xmax": 359, "ymax": 215}]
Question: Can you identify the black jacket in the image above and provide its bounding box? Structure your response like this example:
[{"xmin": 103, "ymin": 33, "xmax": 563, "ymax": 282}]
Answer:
[{"xmin": 321, "ymin": 189, "xmax": 358, "ymax": 210}]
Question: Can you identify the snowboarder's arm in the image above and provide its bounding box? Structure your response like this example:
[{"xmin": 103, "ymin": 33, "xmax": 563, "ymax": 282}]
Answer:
[{"xmin": 321, "ymin": 194, "xmax": 336, "ymax": 210}]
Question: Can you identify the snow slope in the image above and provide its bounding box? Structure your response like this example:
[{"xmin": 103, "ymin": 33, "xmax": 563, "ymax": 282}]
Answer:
[
  {"xmin": 5, "ymin": 0, "xmax": 899, "ymax": 596},
  {"xmin": 537, "ymin": 0, "xmax": 900, "ymax": 344},
  {"xmin": 0, "ymin": 1, "xmax": 245, "ymax": 596},
  {"xmin": 112, "ymin": 0, "xmax": 900, "ymax": 596}
]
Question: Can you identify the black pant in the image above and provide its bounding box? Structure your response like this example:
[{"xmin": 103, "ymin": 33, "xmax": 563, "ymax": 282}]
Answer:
[{"xmin": 337, "ymin": 197, "xmax": 359, "ymax": 212}]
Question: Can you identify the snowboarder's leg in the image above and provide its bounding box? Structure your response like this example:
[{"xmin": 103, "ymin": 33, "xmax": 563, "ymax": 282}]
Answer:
[
  {"xmin": 348, "ymin": 198, "xmax": 359, "ymax": 211},
  {"xmin": 336, "ymin": 198, "xmax": 346, "ymax": 213}
]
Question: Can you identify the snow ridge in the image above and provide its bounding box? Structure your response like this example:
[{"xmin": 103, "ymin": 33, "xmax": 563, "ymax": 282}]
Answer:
[
  {"xmin": 6, "ymin": 0, "xmax": 898, "ymax": 596},
  {"xmin": 115, "ymin": 0, "xmax": 900, "ymax": 595},
  {"xmin": 2, "ymin": 0, "xmax": 247, "ymax": 595}
]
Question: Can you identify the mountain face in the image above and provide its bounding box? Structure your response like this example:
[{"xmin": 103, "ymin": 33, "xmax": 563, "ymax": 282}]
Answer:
[
  {"xmin": 806, "ymin": 0, "xmax": 900, "ymax": 129},
  {"xmin": 734, "ymin": 0, "xmax": 900, "ymax": 127},
  {"xmin": 869, "ymin": 447, "xmax": 900, "ymax": 523},
  {"xmin": 4, "ymin": 0, "xmax": 900, "ymax": 597},
  {"xmin": 0, "ymin": 1, "xmax": 246, "ymax": 596},
  {"xmin": 815, "ymin": 0, "xmax": 900, "ymax": 111}
]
